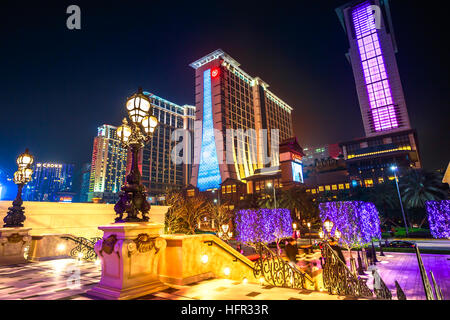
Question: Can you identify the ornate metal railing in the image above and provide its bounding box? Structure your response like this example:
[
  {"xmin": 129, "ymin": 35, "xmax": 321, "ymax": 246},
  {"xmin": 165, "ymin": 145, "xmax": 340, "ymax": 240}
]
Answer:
[
  {"xmin": 253, "ymin": 243, "xmax": 314, "ymax": 290},
  {"xmin": 61, "ymin": 236, "xmax": 101, "ymax": 262},
  {"xmin": 321, "ymin": 242, "xmax": 374, "ymax": 299},
  {"xmin": 395, "ymin": 280, "xmax": 407, "ymax": 300},
  {"xmin": 374, "ymin": 275, "xmax": 392, "ymax": 300}
]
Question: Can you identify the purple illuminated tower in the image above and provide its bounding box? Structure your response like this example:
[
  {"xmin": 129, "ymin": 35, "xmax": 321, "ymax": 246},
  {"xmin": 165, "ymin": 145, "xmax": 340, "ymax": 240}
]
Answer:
[
  {"xmin": 336, "ymin": 0, "xmax": 411, "ymax": 137},
  {"xmin": 337, "ymin": 0, "xmax": 421, "ymax": 187}
]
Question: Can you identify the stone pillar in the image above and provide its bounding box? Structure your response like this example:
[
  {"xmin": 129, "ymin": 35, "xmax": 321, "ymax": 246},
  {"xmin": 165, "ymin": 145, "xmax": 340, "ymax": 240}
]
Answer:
[
  {"xmin": 87, "ymin": 222, "xmax": 167, "ymax": 300},
  {"xmin": 0, "ymin": 228, "xmax": 32, "ymax": 266}
]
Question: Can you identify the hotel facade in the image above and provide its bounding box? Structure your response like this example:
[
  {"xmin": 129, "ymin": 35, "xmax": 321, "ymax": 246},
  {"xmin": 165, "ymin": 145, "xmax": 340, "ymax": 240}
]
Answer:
[
  {"xmin": 88, "ymin": 124, "xmax": 127, "ymax": 203},
  {"xmin": 23, "ymin": 162, "xmax": 74, "ymax": 202},
  {"xmin": 139, "ymin": 92, "xmax": 195, "ymax": 200},
  {"xmin": 189, "ymin": 49, "xmax": 295, "ymax": 192}
]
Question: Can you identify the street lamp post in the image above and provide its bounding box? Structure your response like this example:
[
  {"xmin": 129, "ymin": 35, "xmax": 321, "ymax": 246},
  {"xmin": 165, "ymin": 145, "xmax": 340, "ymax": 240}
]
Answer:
[
  {"xmin": 307, "ymin": 222, "xmax": 312, "ymax": 247},
  {"xmin": 114, "ymin": 88, "xmax": 159, "ymax": 223},
  {"xmin": 267, "ymin": 182, "xmax": 277, "ymax": 209},
  {"xmin": 3, "ymin": 149, "xmax": 34, "ymax": 228},
  {"xmin": 391, "ymin": 166, "xmax": 409, "ymax": 237}
]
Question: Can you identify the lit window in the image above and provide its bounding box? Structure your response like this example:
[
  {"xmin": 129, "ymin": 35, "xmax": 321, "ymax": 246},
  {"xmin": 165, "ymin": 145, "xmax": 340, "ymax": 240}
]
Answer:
[
  {"xmin": 338, "ymin": 184, "xmax": 344, "ymax": 190},
  {"xmin": 318, "ymin": 186, "xmax": 324, "ymax": 192},
  {"xmin": 378, "ymin": 177, "xmax": 384, "ymax": 184},
  {"xmin": 311, "ymin": 189, "xmax": 317, "ymax": 194},
  {"xmin": 345, "ymin": 183, "xmax": 350, "ymax": 189},
  {"xmin": 364, "ymin": 179, "xmax": 374, "ymax": 188},
  {"xmin": 332, "ymin": 185, "xmax": 338, "ymax": 191},
  {"xmin": 325, "ymin": 185, "xmax": 331, "ymax": 191},
  {"xmin": 232, "ymin": 185, "xmax": 236, "ymax": 193}
]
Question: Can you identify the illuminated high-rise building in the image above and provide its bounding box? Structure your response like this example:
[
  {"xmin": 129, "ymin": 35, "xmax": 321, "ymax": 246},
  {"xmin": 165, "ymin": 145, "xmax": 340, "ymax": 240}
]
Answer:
[
  {"xmin": 79, "ymin": 163, "xmax": 91, "ymax": 202},
  {"xmin": 336, "ymin": 0, "xmax": 421, "ymax": 186},
  {"xmin": 88, "ymin": 125, "xmax": 127, "ymax": 203},
  {"xmin": 189, "ymin": 49, "xmax": 294, "ymax": 191},
  {"xmin": 336, "ymin": 0, "xmax": 411, "ymax": 137},
  {"xmin": 139, "ymin": 92, "xmax": 195, "ymax": 199},
  {"xmin": 23, "ymin": 163, "xmax": 74, "ymax": 202}
]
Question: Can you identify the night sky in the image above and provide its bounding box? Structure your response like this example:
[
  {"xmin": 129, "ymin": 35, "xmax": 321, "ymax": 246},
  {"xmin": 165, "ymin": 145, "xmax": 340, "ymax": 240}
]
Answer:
[{"xmin": 0, "ymin": 0, "xmax": 449, "ymax": 178}]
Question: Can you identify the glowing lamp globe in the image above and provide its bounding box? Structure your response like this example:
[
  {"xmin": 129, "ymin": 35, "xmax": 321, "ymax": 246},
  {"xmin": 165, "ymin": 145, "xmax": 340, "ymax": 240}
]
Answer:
[
  {"xmin": 324, "ymin": 218, "xmax": 334, "ymax": 233},
  {"xmin": 13, "ymin": 170, "xmax": 23, "ymax": 184},
  {"xmin": 23, "ymin": 168, "xmax": 33, "ymax": 181},
  {"xmin": 17, "ymin": 149, "xmax": 34, "ymax": 169},
  {"xmin": 117, "ymin": 119, "xmax": 132, "ymax": 143},
  {"xmin": 334, "ymin": 229, "xmax": 341, "ymax": 240},
  {"xmin": 318, "ymin": 230, "xmax": 324, "ymax": 239},
  {"xmin": 142, "ymin": 115, "xmax": 158, "ymax": 134},
  {"xmin": 221, "ymin": 224, "xmax": 229, "ymax": 234},
  {"xmin": 126, "ymin": 90, "xmax": 151, "ymax": 124}
]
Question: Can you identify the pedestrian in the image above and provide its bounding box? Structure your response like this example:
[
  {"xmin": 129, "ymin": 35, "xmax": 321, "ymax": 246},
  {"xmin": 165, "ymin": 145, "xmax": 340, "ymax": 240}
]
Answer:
[
  {"xmin": 329, "ymin": 237, "xmax": 346, "ymax": 264},
  {"xmin": 284, "ymin": 238, "xmax": 299, "ymax": 268}
]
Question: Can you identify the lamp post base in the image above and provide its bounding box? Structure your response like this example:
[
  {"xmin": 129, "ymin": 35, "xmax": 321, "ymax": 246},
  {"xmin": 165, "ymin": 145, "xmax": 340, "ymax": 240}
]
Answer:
[{"xmin": 86, "ymin": 222, "xmax": 167, "ymax": 300}]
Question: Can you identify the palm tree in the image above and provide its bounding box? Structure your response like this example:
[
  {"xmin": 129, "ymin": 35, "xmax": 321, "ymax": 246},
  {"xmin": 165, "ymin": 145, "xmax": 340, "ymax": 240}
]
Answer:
[
  {"xmin": 279, "ymin": 186, "xmax": 320, "ymax": 225},
  {"xmin": 235, "ymin": 193, "xmax": 260, "ymax": 210},
  {"xmin": 400, "ymin": 170, "xmax": 448, "ymax": 209}
]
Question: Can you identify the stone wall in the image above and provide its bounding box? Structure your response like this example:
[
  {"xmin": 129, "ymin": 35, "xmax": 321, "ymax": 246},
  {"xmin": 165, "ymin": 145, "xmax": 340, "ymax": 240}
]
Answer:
[
  {"xmin": 158, "ymin": 234, "xmax": 258, "ymax": 285},
  {"xmin": 0, "ymin": 201, "xmax": 168, "ymax": 239}
]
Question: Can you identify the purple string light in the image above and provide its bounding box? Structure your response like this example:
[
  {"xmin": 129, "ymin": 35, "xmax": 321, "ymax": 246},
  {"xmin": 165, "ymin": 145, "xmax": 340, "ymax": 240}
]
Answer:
[
  {"xmin": 319, "ymin": 201, "xmax": 381, "ymax": 248},
  {"xmin": 426, "ymin": 201, "xmax": 450, "ymax": 239},
  {"xmin": 235, "ymin": 209, "xmax": 293, "ymax": 244}
]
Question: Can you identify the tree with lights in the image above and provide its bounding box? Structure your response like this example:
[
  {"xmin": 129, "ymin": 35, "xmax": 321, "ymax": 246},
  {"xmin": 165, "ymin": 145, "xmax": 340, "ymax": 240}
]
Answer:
[
  {"xmin": 426, "ymin": 200, "xmax": 450, "ymax": 239},
  {"xmin": 235, "ymin": 208, "xmax": 293, "ymax": 254},
  {"xmin": 319, "ymin": 201, "xmax": 381, "ymax": 275}
]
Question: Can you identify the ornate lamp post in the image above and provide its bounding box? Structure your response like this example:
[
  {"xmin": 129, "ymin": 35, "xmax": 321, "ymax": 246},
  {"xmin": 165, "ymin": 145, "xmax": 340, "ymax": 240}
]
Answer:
[
  {"xmin": 3, "ymin": 149, "xmax": 34, "ymax": 228},
  {"xmin": 307, "ymin": 222, "xmax": 312, "ymax": 246},
  {"xmin": 114, "ymin": 88, "xmax": 159, "ymax": 223},
  {"xmin": 266, "ymin": 182, "xmax": 277, "ymax": 209}
]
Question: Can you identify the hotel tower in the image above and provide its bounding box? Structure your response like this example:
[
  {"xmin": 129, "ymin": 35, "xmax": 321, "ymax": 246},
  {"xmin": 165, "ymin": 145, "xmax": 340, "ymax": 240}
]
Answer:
[
  {"xmin": 189, "ymin": 49, "xmax": 295, "ymax": 191},
  {"xmin": 337, "ymin": 0, "xmax": 421, "ymax": 187}
]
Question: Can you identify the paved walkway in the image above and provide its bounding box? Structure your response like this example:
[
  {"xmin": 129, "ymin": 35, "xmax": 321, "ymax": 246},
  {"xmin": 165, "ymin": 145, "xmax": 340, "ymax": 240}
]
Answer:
[
  {"xmin": 0, "ymin": 259, "xmax": 357, "ymax": 300},
  {"xmin": 1, "ymin": 253, "xmax": 448, "ymax": 300},
  {"xmin": 343, "ymin": 251, "xmax": 449, "ymax": 300}
]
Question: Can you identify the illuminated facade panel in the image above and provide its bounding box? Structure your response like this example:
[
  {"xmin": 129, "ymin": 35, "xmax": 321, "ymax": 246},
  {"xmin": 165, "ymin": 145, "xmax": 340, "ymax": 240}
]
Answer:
[
  {"xmin": 336, "ymin": 0, "xmax": 412, "ymax": 137},
  {"xmin": 291, "ymin": 161, "xmax": 304, "ymax": 183},
  {"xmin": 197, "ymin": 69, "xmax": 221, "ymax": 191},
  {"xmin": 352, "ymin": 2, "xmax": 397, "ymax": 132}
]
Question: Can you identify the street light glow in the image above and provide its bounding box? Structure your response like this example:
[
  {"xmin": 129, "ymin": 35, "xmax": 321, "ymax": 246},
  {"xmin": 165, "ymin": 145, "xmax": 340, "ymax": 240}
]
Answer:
[{"xmin": 390, "ymin": 165, "xmax": 398, "ymax": 171}]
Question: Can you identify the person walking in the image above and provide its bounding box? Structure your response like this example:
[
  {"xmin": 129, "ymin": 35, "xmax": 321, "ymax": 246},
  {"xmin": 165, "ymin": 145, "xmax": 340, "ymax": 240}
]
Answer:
[{"xmin": 285, "ymin": 238, "xmax": 299, "ymax": 267}]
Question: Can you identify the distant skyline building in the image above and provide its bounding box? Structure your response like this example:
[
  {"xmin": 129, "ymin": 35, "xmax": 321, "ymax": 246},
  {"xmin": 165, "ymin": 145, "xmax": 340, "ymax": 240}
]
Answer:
[
  {"xmin": 79, "ymin": 162, "xmax": 91, "ymax": 202},
  {"xmin": 336, "ymin": 0, "xmax": 421, "ymax": 187},
  {"xmin": 302, "ymin": 144, "xmax": 342, "ymax": 166},
  {"xmin": 138, "ymin": 92, "xmax": 195, "ymax": 200},
  {"xmin": 336, "ymin": 0, "xmax": 411, "ymax": 137},
  {"xmin": 23, "ymin": 162, "xmax": 74, "ymax": 202},
  {"xmin": 189, "ymin": 49, "xmax": 295, "ymax": 191},
  {"xmin": 88, "ymin": 124, "xmax": 127, "ymax": 203}
]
